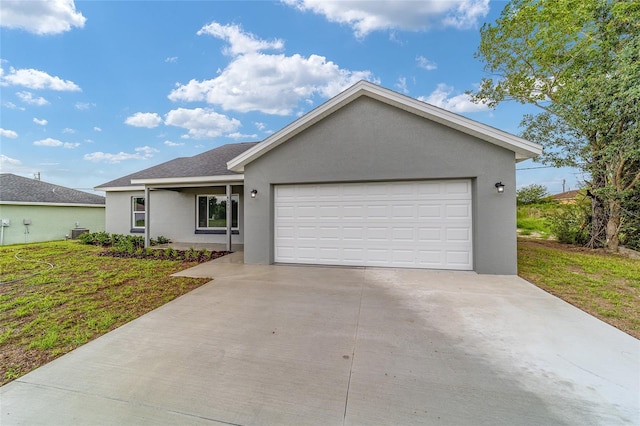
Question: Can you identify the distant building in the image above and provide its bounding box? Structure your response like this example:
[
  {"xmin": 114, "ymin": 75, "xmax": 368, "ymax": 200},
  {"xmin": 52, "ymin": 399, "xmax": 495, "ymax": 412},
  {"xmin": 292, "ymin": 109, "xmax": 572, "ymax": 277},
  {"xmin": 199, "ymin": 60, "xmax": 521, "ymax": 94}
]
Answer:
[
  {"xmin": 0, "ymin": 173, "xmax": 105, "ymax": 245},
  {"xmin": 552, "ymin": 189, "xmax": 583, "ymax": 205}
]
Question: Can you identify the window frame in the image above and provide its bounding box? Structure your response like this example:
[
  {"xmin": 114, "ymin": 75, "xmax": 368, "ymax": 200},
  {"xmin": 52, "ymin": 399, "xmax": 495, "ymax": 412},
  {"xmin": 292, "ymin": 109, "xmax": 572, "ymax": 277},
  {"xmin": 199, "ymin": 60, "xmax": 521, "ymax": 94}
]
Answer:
[
  {"xmin": 195, "ymin": 194, "xmax": 240, "ymax": 231},
  {"xmin": 131, "ymin": 196, "xmax": 145, "ymax": 230}
]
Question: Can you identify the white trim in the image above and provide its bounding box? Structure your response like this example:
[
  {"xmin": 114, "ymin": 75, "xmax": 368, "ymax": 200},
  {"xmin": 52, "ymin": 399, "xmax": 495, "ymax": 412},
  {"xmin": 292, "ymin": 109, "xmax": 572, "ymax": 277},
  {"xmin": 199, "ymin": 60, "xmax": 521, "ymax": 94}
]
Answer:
[
  {"xmin": 227, "ymin": 81, "xmax": 542, "ymax": 172},
  {"xmin": 132, "ymin": 196, "xmax": 146, "ymax": 231},
  {"xmin": 95, "ymin": 185, "xmax": 145, "ymax": 192},
  {"xmin": 195, "ymin": 193, "xmax": 240, "ymax": 231},
  {"xmin": 131, "ymin": 174, "xmax": 244, "ymax": 185},
  {"xmin": 0, "ymin": 201, "xmax": 105, "ymax": 208}
]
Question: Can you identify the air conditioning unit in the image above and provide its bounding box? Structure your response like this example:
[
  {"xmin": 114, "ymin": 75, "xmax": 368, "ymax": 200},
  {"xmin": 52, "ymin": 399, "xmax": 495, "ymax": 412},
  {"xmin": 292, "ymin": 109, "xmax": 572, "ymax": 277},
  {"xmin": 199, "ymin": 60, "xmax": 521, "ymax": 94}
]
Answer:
[{"xmin": 71, "ymin": 228, "xmax": 89, "ymax": 239}]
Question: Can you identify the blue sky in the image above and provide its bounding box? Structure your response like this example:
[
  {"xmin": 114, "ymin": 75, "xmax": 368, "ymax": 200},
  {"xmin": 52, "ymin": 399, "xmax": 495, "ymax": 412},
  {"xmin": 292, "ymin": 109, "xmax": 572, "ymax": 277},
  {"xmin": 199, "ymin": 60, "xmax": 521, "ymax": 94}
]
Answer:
[{"xmin": 0, "ymin": 0, "xmax": 582, "ymax": 194}]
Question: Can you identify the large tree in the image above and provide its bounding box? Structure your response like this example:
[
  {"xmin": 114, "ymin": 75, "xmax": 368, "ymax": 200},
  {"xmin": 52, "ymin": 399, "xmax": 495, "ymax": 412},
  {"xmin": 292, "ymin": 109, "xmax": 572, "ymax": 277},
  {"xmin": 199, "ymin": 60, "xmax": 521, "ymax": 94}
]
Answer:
[{"xmin": 472, "ymin": 0, "xmax": 640, "ymax": 250}]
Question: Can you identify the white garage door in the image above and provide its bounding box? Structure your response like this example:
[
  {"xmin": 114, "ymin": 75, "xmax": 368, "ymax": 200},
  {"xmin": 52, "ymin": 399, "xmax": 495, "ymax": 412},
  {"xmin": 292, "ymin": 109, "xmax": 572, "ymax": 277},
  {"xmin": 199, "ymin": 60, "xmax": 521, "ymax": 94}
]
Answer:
[{"xmin": 274, "ymin": 180, "xmax": 473, "ymax": 270}]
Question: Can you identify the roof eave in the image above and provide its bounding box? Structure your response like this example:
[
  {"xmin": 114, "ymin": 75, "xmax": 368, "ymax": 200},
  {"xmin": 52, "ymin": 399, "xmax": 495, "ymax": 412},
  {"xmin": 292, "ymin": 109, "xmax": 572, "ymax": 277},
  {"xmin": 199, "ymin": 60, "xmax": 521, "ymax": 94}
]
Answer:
[
  {"xmin": 0, "ymin": 201, "xmax": 105, "ymax": 207},
  {"xmin": 94, "ymin": 185, "xmax": 145, "ymax": 192},
  {"xmin": 130, "ymin": 174, "xmax": 244, "ymax": 186}
]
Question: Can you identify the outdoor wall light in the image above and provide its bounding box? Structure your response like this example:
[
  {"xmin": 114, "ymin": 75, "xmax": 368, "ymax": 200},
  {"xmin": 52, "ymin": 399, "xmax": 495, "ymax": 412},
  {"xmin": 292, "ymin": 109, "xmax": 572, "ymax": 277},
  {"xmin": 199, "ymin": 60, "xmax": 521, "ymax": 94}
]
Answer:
[
  {"xmin": 250, "ymin": 189, "xmax": 258, "ymax": 198},
  {"xmin": 495, "ymin": 182, "xmax": 505, "ymax": 194}
]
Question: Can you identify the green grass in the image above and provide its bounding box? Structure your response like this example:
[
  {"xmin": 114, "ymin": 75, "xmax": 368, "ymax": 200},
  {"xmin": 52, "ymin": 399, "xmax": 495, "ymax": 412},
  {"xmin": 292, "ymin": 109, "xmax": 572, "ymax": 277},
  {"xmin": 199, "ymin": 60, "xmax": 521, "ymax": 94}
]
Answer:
[
  {"xmin": 0, "ymin": 241, "xmax": 210, "ymax": 385},
  {"xmin": 517, "ymin": 204, "xmax": 555, "ymax": 237},
  {"xmin": 518, "ymin": 239, "xmax": 640, "ymax": 338}
]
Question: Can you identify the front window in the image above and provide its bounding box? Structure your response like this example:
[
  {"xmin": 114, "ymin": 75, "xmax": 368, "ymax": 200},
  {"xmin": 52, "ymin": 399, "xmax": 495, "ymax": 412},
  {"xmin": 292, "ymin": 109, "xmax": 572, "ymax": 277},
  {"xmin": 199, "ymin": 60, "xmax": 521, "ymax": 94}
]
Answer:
[
  {"xmin": 132, "ymin": 197, "xmax": 145, "ymax": 229},
  {"xmin": 197, "ymin": 195, "xmax": 239, "ymax": 230}
]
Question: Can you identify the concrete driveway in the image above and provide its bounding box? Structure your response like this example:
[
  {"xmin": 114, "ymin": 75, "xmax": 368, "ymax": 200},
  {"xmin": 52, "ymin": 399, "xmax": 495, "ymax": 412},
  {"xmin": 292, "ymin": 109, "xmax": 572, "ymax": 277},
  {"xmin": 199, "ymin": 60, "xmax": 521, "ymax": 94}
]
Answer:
[{"xmin": 2, "ymin": 256, "xmax": 639, "ymax": 425}]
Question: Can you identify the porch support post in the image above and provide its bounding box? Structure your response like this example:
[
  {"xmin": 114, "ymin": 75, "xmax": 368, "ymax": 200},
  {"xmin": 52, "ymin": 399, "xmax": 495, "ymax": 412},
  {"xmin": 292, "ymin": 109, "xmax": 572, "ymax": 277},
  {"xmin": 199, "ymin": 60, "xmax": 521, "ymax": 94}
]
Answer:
[
  {"xmin": 144, "ymin": 185, "xmax": 151, "ymax": 248},
  {"xmin": 226, "ymin": 184, "xmax": 232, "ymax": 251}
]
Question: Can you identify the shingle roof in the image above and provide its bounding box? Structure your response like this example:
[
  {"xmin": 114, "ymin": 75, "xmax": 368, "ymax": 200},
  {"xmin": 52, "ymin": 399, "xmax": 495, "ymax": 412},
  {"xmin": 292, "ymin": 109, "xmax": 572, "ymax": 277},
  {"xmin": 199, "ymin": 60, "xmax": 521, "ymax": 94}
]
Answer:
[
  {"xmin": 96, "ymin": 142, "xmax": 259, "ymax": 189},
  {"xmin": 552, "ymin": 190, "xmax": 582, "ymax": 200},
  {"xmin": 0, "ymin": 174, "xmax": 105, "ymax": 205}
]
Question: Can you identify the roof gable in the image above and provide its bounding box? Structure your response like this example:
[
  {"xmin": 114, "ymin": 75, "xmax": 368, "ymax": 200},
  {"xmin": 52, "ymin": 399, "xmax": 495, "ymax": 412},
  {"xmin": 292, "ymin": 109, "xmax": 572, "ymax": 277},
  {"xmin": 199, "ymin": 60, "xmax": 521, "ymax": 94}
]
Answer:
[
  {"xmin": 227, "ymin": 81, "xmax": 542, "ymax": 172},
  {"xmin": 0, "ymin": 174, "xmax": 105, "ymax": 205}
]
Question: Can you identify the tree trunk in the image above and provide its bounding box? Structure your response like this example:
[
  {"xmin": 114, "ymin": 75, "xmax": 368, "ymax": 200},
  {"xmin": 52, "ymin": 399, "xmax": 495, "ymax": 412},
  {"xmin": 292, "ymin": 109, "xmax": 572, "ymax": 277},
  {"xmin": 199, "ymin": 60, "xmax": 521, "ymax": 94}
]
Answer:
[
  {"xmin": 605, "ymin": 199, "xmax": 621, "ymax": 251},
  {"xmin": 588, "ymin": 170, "xmax": 608, "ymax": 248}
]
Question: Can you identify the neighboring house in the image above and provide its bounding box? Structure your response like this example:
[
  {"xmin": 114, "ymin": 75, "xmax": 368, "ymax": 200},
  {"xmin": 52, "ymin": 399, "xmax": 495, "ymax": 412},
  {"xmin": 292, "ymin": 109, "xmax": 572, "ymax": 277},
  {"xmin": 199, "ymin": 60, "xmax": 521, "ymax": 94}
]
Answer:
[
  {"xmin": 0, "ymin": 173, "xmax": 105, "ymax": 246},
  {"xmin": 552, "ymin": 190, "xmax": 583, "ymax": 204},
  {"xmin": 97, "ymin": 81, "xmax": 542, "ymax": 274}
]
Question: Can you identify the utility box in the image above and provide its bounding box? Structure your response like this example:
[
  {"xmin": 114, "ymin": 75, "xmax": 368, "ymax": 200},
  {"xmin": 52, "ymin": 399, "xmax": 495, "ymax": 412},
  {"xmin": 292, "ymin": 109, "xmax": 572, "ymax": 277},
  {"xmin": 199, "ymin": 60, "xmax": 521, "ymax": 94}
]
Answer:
[{"xmin": 70, "ymin": 228, "xmax": 89, "ymax": 239}]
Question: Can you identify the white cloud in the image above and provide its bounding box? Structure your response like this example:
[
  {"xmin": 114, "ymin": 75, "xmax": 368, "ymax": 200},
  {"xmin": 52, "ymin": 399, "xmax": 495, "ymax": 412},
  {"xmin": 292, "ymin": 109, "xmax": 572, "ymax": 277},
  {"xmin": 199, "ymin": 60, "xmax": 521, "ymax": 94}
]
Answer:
[
  {"xmin": 124, "ymin": 112, "xmax": 162, "ymax": 128},
  {"xmin": 83, "ymin": 146, "xmax": 159, "ymax": 164},
  {"xmin": 416, "ymin": 55, "xmax": 437, "ymax": 71},
  {"xmin": 17, "ymin": 91, "xmax": 49, "ymax": 106},
  {"xmin": 0, "ymin": 128, "xmax": 18, "ymax": 138},
  {"xmin": 169, "ymin": 22, "xmax": 373, "ymax": 115},
  {"xmin": 164, "ymin": 107, "xmax": 241, "ymax": 139},
  {"xmin": 227, "ymin": 132, "xmax": 258, "ymax": 140},
  {"xmin": 395, "ymin": 77, "xmax": 409, "ymax": 94},
  {"xmin": 0, "ymin": 0, "xmax": 86, "ymax": 35},
  {"xmin": 1, "ymin": 67, "xmax": 81, "ymax": 91},
  {"xmin": 0, "ymin": 154, "xmax": 21, "ymax": 166},
  {"xmin": 62, "ymin": 127, "xmax": 75, "ymax": 134},
  {"xmin": 165, "ymin": 56, "xmax": 178, "ymax": 63},
  {"xmin": 3, "ymin": 101, "xmax": 24, "ymax": 110},
  {"xmin": 420, "ymin": 83, "xmax": 488, "ymax": 113},
  {"xmin": 282, "ymin": 0, "xmax": 489, "ymax": 38},
  {"xmin": 442, "ymin": 0, "xmax": 491, "ymax": 29},
  {"xmin": 197, "ymin": 22, "xmax": 284, "ymax": 56},
  {"xmin": 33, "ymin": 137, "xmax": 80, "ymax": 148},
  {"xmin": 33, "ymin": 117, "xmax": 48, "ymax": 125},
  {"xmin": 93, "ymin": 126, "xmax": 102, "ymax": 132},
  {"xmin": 75, "ymin": 102, "xmax": 95, "ymax": 110},
  {"xmin": 164, "ymin": 140, "xmax": 184, "ymax": 147}
]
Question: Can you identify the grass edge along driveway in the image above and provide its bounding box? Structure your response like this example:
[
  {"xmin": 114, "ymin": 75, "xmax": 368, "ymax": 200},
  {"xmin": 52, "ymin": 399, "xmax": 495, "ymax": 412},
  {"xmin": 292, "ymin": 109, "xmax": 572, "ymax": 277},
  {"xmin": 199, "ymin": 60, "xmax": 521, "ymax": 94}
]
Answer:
[
  {"xmin": 0, "ymin": 241, "xmax": 210, "ymax": 385},
  {"xmin": 518, "ymin": 238, "xmax": 639, "ymax": 340}
]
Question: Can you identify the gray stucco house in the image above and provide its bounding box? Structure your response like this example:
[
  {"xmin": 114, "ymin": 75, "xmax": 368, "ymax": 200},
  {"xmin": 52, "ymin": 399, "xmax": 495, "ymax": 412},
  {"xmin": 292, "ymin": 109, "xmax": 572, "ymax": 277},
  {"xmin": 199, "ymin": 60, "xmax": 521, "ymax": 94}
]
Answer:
[
  {"xmin": 96, "ymin": 81, "xmax": 541, "ymax": 274},
  {"xmin": 0, "ymin": 173, "xmax": 105, "ymax": 245}
]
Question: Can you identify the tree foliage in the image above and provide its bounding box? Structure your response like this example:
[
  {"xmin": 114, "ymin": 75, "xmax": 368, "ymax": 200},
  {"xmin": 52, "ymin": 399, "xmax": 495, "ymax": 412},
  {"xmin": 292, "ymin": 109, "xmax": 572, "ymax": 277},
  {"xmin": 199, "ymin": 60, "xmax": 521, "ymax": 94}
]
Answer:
[
  {"xmin": 516, "ymin": 184, "xmax": 549, "ymax": 205},
  {"xmin": 472, "ymin": 0, "xmax": 640, "ymax": 250}
]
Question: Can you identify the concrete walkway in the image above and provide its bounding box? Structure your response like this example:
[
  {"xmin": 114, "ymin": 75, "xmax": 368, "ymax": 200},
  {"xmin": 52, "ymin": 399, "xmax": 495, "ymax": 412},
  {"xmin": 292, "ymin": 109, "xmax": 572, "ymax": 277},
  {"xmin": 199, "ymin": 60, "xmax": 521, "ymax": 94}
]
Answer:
[{"xmin": 2, "ymin": 257, "xmax": 638, "ymax": 425}]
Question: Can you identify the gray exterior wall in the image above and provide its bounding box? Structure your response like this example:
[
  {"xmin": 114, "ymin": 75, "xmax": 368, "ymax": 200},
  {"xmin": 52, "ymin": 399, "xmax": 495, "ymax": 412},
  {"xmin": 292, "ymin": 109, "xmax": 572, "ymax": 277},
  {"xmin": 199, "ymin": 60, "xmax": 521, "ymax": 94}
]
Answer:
[
  {"xmin": 243, "ymin": 96, "xmax": 517, "ymax": 274},
  {"xmin": 104, "ymin": 186, "xmax": 244, "ymax": 244},
  {"xmin": 0, "ymin": 204, "xmax": 104, "ymax": 246}
]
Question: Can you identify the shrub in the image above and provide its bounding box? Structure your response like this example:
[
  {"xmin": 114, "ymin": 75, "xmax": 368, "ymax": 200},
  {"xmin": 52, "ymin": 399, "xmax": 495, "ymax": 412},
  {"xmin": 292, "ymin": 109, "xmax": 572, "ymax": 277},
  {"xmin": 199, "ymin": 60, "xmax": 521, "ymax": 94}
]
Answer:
[
  {"xmin": 155, "ymin": 236, "xmax": 171, "ymax": 245},
  {"xmin": 517, "ymin": 184, "xmax": 550, "ymax": 205},
  {"xmin": 546, "ymin": 204, "xmax": 590, "ymax": 245}
]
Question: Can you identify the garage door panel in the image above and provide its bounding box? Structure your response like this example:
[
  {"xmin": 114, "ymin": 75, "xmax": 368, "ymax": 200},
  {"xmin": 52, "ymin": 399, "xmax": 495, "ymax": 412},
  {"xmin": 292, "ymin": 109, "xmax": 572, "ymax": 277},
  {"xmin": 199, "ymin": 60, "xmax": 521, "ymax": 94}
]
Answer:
[
  {"xmin": 418, "ymin": 228, "xmax": 441, "ymax": 242},
  {"xmin": 446, "ymin": 203, "xmax": 471, "ymax": 218},
  {"xmin": 343, "ymin": 205, "xmax": 365, "ymax": 219},
  {"xmin": 418, "ymin": 204, "xmax": 442, "ymax": 219},
  {"xmin": 274, "ymin": 180, "xmax": 472, "ymax": 270},
  {"xmin": 446, "ymin": 228, "xmax": 471, "ymax": 241},
  {"xmin": 391, "ymin": 227, "xmax": 415, "ymax": 241},
  {"xmin": 343, "ymin": 226, "xmax": 365, "ymax": 240},
  {"xmin": 446, "ymin": 251, "xmax": 472, "ymax": 266},
  {"xmin": 366, "ymin": 205, "xmax": 389, "ymax": 219}
]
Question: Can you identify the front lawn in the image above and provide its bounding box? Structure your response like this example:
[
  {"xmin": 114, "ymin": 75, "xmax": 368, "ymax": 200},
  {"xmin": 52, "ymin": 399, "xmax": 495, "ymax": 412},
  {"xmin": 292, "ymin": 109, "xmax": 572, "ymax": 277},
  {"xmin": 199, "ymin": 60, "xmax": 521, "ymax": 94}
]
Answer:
[
  {"xmin": 518, "ymin": 238, "xmax": 640, "ymax": 339},
  {"xmin": 0, "ymin": 241, "xmax": 210, "ymax": 385}
]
